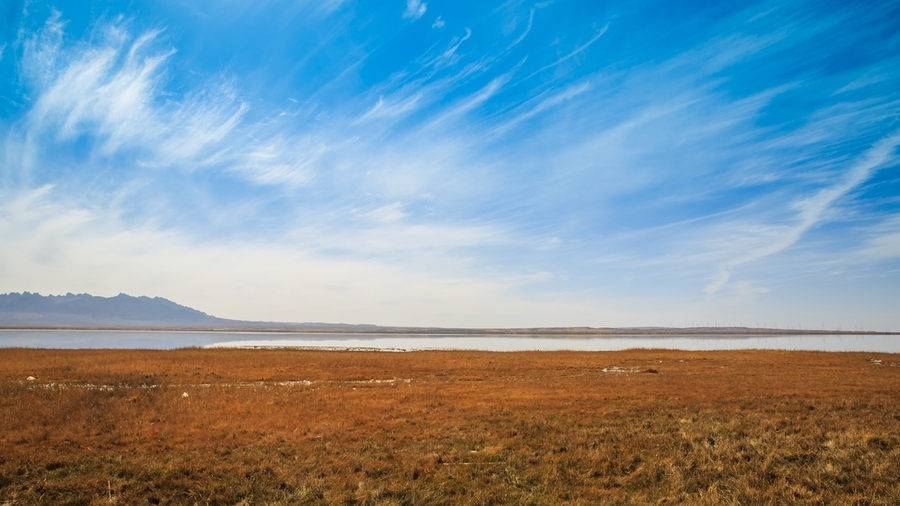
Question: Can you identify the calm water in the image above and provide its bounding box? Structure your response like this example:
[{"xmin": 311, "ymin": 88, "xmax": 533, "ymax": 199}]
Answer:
[{"xmin": 0, "ymin": 330, "xmax": 898, "ymax": 352}]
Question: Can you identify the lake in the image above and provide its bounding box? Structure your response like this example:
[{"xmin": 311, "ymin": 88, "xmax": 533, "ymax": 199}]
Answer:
[{"xmin": 0, "ymin": 330, "xmax": 898, "ymax": 352}]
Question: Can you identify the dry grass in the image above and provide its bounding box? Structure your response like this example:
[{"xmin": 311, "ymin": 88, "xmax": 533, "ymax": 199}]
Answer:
[{"xmin": 1, "ymin": 348, "xmax": 899, "ymax": 505}]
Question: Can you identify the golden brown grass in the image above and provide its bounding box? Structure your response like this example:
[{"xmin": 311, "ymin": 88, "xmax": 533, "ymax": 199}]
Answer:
[{"xmin": 1, "ymin": 348, "xmax": 899, "ymax": 505}]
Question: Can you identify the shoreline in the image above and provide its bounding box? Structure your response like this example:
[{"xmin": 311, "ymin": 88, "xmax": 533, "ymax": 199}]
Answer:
[
  {"xmin": 1, "ymin": 326, "xmax": 896, "ymax": 335},
  {"xmin": 2, "ymin": 329, "xmax": 898, "ymax": 353}
]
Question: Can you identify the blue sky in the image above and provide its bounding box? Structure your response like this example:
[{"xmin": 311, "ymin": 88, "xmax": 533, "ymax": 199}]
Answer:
[{"xmin": 1, "ymin": 0, "xmax": 899, "ymax": 329}]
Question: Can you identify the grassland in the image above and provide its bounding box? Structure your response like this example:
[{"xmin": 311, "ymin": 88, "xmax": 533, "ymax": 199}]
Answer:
[{"xmin": 1, "ymin": 348, "xmax": 899, "ymax": 505}]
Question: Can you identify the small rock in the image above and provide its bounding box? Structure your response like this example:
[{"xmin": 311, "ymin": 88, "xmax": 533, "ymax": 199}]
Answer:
[
  {"xmin": 26, "ymin": 376, "xmax": 36, "ymax": 381},
  {"xmin": 182, "ymin": 392, "xmax": 189, "ymax": 398}
]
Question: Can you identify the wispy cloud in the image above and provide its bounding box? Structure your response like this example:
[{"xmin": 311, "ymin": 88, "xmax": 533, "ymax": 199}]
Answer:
[
  {"xmin": 354, "ymin": 93, "xmax": 424, "ymax": 124},
  {"xmin": 488, "ymin": 81, "xmax": 590, "ymax": 137},
  {"xmin": 0, "ymin": 185, "xmax": 608, "ymax": 327},
  {"xmin": 3, "ymin": 1, "xmax": 899, "ymax": 328},
  {"xmin": 859, "ymin": 215, "xmax": 900, "ymax": 261},
  {"xmin": 15, "ymin": 19, "xmax": 247, "ymax": 180},
  {"xmin": 701, "ymin": 132, "xmax": 900, "ymax": 293},
  {"xmin": 520, "ymin": 23, "xmax": 608, "ymax": 81},
  {"xmin": 431, "ymin": 27, "xmax": 472, "ymax": 70},
  {"xmin": 507, "ymin": 7, "xmax": 535, "ymax": 49},
  {"xmin": 402, "ymin": 0, "xmax": 426, "ymax": 21}
]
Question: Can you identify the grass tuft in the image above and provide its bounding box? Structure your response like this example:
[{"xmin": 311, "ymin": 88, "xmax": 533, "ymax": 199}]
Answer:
[{"xmin": 1, "ymin": 348, "xmax": 899, "ymax": 504}]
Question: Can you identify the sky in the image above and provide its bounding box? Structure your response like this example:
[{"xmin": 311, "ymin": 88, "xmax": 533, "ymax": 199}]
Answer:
[{"xmin": 1, "ymin": 0, "xmax": 898, "ymax": 330}]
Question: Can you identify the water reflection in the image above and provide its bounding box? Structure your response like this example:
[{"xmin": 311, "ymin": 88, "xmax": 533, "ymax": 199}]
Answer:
[
  {"xmin": 1, "ymin": 330, "xmax": 897, "ymax": 352},
  {"xmin": 0, "ymin": 330, "xmax": 224, "ymax": 349},
  {"xmin": 209, "ymin": 334, "xmax": 900, "ymax": 353}
]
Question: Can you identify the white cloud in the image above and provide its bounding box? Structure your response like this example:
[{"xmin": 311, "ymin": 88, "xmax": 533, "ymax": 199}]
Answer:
[
  {"xmin": 4, "ymin": 4, "xmax": 899, "ymax": 330},
  {"xmin": 488, "ymin": 81, "xmax": 590, "ymax": 137},
  {"xmin": 862, "ymin": 231, "xmax": 900, "ymax": 260},
  {"xmin": 9, "ymin": 14, "xmax": 503, "ymax": 198},
  {"xmin": 313, "ymin": 0, "xmax": 349, "ymax": 16},
  {"xmin": 0, "ymin": 187, "xmax": 618, "ymax": 327},
  {"xmin": 354, "ymin": 93, "xmax": 424, "ymax": 124},
  {"xmin": 834, "ymin": 71, "xmax": 889, "ymax": 94},
  {"xmin": 364, "ymin": 202, "xmax": 406, "ymax": 224},
  {"xmin": 857, "ymin": 214, "xmax": 900, "ymax": 261},
  {"xmin": 704, "ymin": 133, "xmax": 900, "ymax": 293},
  {"xmin": 432, "ymin": 16, "xmax": 444, "ymax": 29},
  {"xmin": 520, "ymin": 23, "xmax": 609, "ymax": 81},
  {"xmin": 507, "ymin": 7, "xmax": 534, "ymax": 49},
  {"xmin": 402, "ymin": 0, "xmax": 426, "ymax": 20},
  {"xmin": 16, "ymin": 20, "xmax": 247, "ymax": 176},
  {"xmin": 229, "ymin": 134, "xmax": 323, "ymax": 187}
]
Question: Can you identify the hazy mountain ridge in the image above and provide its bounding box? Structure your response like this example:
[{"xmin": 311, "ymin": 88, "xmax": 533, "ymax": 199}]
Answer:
[
  {"xmin": 0, "ymin": 292, "xmax": 378, "ymax": 330},
  {"xmin": 1, "ymin": 292, "xmax": 892, "ymax": 334},
  {"xmin": 0, "ymin": 292, "xmax": 219, "ymax": 326}
]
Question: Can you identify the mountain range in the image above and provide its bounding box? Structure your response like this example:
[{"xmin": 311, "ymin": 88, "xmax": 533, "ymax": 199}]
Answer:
[
  {"xmin": 1, "ymin": 292, "xmax": 886, "ymax": 335},
  {"xmin": 0, "ymin": 292, "xmax": 387, "ymax": 331},
  {"xmin": 0, "ymin": 292, "xmax": 227, "ymax": 328}
]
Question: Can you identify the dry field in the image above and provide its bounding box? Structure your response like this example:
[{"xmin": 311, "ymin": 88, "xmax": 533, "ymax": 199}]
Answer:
[{"xmin": 1, "ymin": 348, "xmax": 899, "ymax": 505}]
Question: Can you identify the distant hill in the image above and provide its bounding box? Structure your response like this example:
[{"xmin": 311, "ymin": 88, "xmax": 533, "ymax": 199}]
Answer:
[
  {"xmin": 1, "ymin": 292, "xmax": 891, "ymax": 334},
  {"xmin": 0, "ymin": 292, "xmax": 380, "ymax": 331},
  {"xmin": 0, "ymin": 292, "xmax": 224, "ymax": 328}
]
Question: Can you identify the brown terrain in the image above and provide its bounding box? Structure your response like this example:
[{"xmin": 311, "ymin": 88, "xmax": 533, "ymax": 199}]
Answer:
[{"xmin": 1, "ymin": 348, "xmax": 899, "ymax": 505}]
